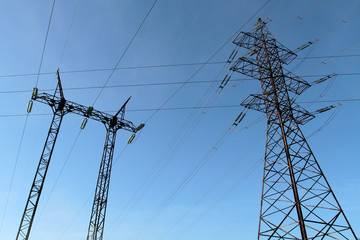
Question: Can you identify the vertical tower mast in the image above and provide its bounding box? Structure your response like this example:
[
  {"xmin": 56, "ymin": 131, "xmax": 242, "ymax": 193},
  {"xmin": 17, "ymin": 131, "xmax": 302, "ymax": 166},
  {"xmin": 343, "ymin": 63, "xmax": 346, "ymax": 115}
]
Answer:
[
  {"xmin": 16, "ymin": 72, "xmax": 67, "ymax": 240},
  {"xmin": 86, "ymin": 127, "xmax": 117, "ymax": 240},
  {"xmin": 225, "ymin": 19, "xmax": 357, "ymax": 239},
  {"xmin": 86, "ymin": 97, "xmax": 140, "ymax": 240}
]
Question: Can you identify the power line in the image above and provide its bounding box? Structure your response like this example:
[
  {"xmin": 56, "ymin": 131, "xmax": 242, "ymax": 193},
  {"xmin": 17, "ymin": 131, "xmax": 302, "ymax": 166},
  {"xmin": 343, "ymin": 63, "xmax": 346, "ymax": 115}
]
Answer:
[
  {"xmin": 106, "ymin": 1, "xmax": 226, "ymax": 235},
  {"xmin": 1, "ymin": 72, "xmax": 360, "ymax": 95},
  {"xmin": 91, "ymin": 0, "xmax": 159, "ymax": 106},
  {"xmin": 106, "ymin": 74, "xmax": 221, "ymax": 238},
  {"xmin": 158, "ymin": 133, "xmax": 263, "ymax": 239},
  {"xmin": 128, "ymin": 125, "xmax": 235, "ymax": 240},
  {"xmin": 35, "ymin": 0, "xmax": 57, "ymax": 88},
  {"xmin": 0, "ymin": 98, "xmax": 359, "ymax": 118},
  {"xmin": 0, "ymin": 115, "xmax": 29, "ymax": 234},
  {"xmin": 0, "ymin": 62, "xmax": 221, "ymax": 79},
  {"xmin": 0, "ymin": 0, "xmax": 57, "ymax": 236},
  {"xmin": 144, "ymin": 0, "xmax": 286, "ymax": 122},
  {"xmin": 174, "ymin": 159, "xmax": 262, "ymax": 240},
  {"xmin": 307, "ymin": 105, "xmax": 341, "ymax": 138},
  {"xmin": 275, "ymin": 0, "xmax": 327, "ymax": 36},
  {"xmin": 1, "ymin": 54, "xmax": 359, "ymax": 80},
  {"xmin": 58, "ymin": 0, "xmax": 81, "ymax": 67},
  {"xmin": 57, "ymin": 194, "xmax": 92, "ymax": 240},
  {"xmin": 125, "ymin": 0, "xmax": 213, "ymax": 101}
]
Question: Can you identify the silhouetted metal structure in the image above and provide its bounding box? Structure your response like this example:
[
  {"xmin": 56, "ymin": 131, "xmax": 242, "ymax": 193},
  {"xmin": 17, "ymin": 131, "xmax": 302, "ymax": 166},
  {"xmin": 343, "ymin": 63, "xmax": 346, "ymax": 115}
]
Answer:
[
  {"xmin": 222, "ymin": 19, "xmax": 357, "ymax": 239},
  {"xmin": 17, "ymin": 70, "xmax": 143, "ymax": 240}
]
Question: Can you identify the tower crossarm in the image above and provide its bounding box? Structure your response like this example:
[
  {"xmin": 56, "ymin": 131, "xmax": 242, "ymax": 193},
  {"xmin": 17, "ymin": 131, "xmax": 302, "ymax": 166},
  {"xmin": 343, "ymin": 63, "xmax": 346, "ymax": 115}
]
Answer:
[
  {"xmin": 33, "ymin": 92, "xmax": 137, "ymax": 132},
  {"xmin": 230, "ymin": 56, "xmax": 260, "ymax": 78},
  {"xmin": 240, "ymin": 94, "xmax": 314, "ymax": 125},
  {"xmin": 231, "ymin": 58, "xmax": 310, "ymax": 97},
  {"xmin": 233, "ymin": 31, "xmax": 297, "ymax": 64},
  {"xmin": 290, "ymin": 103, "xmax": 315, "ymax": 125},
  {"xmin": 283, "ymin": 71, "xmax": 310, "ymax": 95},
  {"xmin": 240, "ymin": 94, "xmax": 266, "ymax": 112}
]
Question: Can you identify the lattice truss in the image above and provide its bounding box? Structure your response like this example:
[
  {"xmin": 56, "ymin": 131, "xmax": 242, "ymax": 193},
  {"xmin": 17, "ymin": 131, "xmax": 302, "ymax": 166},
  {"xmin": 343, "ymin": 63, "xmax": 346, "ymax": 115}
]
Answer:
[
  {"xmin": 87, "ymin": 129, "xmax": 117, "ymax": 240},
  {"xmin": 225, "ymin": 19, "xmax": 357, "ymax": 239},
  {"xmin": 16, "ymin": 70, "xmax": 142, "ymax": 240}
]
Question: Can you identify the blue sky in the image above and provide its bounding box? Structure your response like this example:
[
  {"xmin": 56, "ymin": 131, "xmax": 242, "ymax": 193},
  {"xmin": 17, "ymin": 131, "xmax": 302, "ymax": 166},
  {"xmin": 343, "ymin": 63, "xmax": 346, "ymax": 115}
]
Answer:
[{"xmin": 0, "ymin": 0, "xmax": 359, "ymax": 239}]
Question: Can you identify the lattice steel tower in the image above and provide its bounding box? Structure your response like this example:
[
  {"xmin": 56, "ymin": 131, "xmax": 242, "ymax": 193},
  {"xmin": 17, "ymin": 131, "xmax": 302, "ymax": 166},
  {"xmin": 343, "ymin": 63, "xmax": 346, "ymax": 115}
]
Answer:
[
  {"xmin": 223, "ymin": 19, "xmax": 357, "ymax": 239},
  {"xmin": 16, "ymin": 70, "xmax": 144, "ymax": 240}
]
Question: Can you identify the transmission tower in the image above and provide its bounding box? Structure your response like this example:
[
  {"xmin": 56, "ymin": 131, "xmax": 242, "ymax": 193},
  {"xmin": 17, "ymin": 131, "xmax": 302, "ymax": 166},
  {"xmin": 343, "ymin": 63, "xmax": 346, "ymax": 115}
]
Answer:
[
  {"xmin": 222, "ymin": 19, "xmax": 357, "ymax": 239},
  {"xmin": 16, "ymin": 70, "xmax": 143, "ymax": 240}
]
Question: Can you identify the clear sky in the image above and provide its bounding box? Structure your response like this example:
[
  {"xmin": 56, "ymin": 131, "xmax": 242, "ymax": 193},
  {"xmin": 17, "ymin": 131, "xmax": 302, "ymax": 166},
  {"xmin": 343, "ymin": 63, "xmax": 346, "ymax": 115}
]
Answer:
[{"xmin": 0, "ymin": 0, "xmax": 359, "ymax": 239}]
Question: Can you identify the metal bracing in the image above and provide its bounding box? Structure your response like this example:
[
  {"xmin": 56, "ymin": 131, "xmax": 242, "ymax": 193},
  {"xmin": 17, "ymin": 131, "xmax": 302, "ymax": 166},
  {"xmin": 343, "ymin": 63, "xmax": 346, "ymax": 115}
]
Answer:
[
  {"xmin": 225, "ymin": 18, "xmax": 357, "ymax": 239},
  {"xmin": 86, "ymin": 127, "xmax": 116, "ymax": 240},
  {"xmin": 16, "ymin": 112, "xmax": 64, "ymax": 240},
  {"xmin": 34, "ymin": 92, "xmax": 136, "ymax": 132},
  {"xmin": 86, "ymin": 97, "xmax": 138, "ymax": 240},
  {"xmin": 17, "ymin": 70, "xmax": 142, "ymax": 240},
  {"xmin": 16, "ymin": 75, "xmax": 67, "ymax": 240}
]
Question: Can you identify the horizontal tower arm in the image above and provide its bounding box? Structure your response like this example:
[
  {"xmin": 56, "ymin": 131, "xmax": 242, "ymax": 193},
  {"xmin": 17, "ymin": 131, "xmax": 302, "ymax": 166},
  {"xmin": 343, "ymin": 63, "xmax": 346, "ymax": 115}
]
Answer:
[{"xmin": 33, "ymin": 93, "xmax": 137, "ymax": 132}]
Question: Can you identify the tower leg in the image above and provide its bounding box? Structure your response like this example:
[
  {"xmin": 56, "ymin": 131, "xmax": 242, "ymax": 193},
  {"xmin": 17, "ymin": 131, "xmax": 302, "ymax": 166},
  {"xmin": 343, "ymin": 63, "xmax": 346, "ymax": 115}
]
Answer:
[
  {"xmin": 16, "ymin": 112, "xmax": 64, "ymax": 240},
  {"xmin": 87, "ymin": 127, "xmax": 117, "ymax": 240}
]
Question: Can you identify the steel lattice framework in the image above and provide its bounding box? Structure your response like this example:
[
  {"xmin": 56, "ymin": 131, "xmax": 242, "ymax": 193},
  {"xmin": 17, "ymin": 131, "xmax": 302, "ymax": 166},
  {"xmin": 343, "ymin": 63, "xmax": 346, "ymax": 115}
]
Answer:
[
  {"xmin": 16, "ymin": 75, "xmax": 68, "ymax": 240},
  {"xmin": 225, "ymin": 19, "xmax": 357, "ymax": 239},
  {"xmin": 16, "ymin": 70, "xmax": 143, "ymax": 240},
  {"xmin": 16, "ymin": 106, "xmax": 64, "ymax": 240},
  {"xmin": 86, "ymin": 97, "xmax": 135, "ymax": 240},
  {"xmin": 87, "ymin": 127, "xmax": 116, "ymax": 240}
]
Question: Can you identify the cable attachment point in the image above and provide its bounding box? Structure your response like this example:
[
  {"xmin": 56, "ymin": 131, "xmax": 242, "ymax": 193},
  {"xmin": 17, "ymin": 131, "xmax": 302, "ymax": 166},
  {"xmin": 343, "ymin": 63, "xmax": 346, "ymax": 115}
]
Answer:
[{"xmin": 85, "ymin": 107, "xmax": 94, "ymax": 117}]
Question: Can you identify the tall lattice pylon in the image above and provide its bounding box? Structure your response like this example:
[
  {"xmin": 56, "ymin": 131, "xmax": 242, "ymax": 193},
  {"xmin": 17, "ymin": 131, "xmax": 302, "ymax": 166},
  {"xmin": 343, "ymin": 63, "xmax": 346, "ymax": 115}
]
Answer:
[
  {"xmin": 223, "ymin": 18, "xmax": 357, "ymax": 239},
  {"xmin": 16, "ymin": 70, "xmax": 144, "ymax": 240}
]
